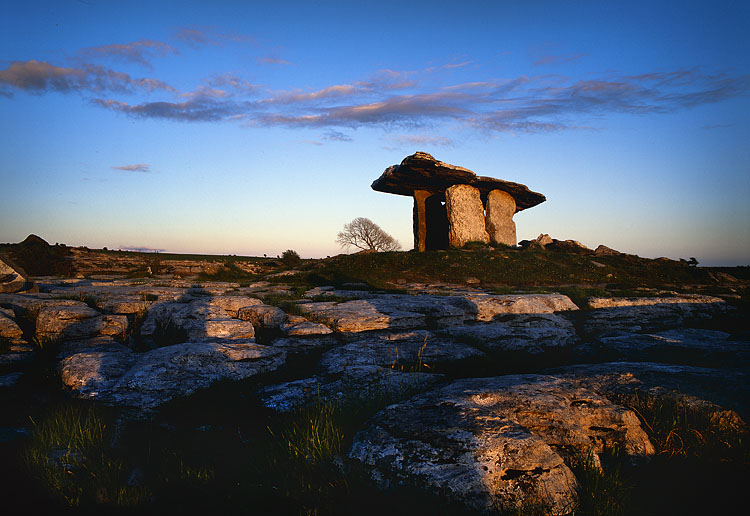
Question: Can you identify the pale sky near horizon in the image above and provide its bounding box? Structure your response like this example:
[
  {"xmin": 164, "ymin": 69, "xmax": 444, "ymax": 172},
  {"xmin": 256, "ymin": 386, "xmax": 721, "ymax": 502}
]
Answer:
[{"xmin": 1, "ymin": 0, "xmax": 748, "ymax": 265}]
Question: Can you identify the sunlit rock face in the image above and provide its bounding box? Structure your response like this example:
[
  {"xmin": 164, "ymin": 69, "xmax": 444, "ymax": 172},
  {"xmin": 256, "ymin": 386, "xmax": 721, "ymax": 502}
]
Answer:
[
  {"xmin": 349, "ymin": 374, "xmax": 655, "ymax": 514},
  {"xmin": 485, "ymin": 189, "xmax": 517, "ymax": 246},
  {"xmin": 0, "ymin": 257, "xmax": 29, "ymax": 293},
  {"xmin": 59, "ymin": 341, "xmax": 286, "ymax": 411},
  {"xmin": 446, "ymin": 184, "xmax": 490, "ymax": 247},
  {"xmin": 35, "ymin": 304, "xmax": 128, "ymax": 341}
]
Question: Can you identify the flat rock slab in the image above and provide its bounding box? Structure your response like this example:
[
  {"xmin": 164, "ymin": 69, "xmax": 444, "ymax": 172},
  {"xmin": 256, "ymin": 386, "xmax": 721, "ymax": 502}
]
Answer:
[
  {"xmin": 318, "ymin": 331, "xmax": 485, "ymax": 374},
  {"xmin": 0, "ymin": 372, "xmax": 24, "ymax": 388},
  {"xmin": 56, "ymin": 336, "xmax": 131, "ymax": 360},
  {"xmin": 586, "ymin": 294, "xmax": 726, "ymax": 309},
  {"xmin": 594, "ymin": 329, "xmax": 749, "ymax": 367},
  {"xmin": 209, "ymin": 296, "xmax": 263, "ymax": 317},
  {"xmin": 582, "ymin": 299, "xmax": 730, "ymax": 337},
  {"xmin": 60, "ymin": 341, "xmax": 286, "ymax": 411},
  {"xmin": 238, "ymin": 304, "xmax": 289, "ymax": 329},
  {"xmin": 298, "ymin": 300, "xmax": 425, "ymax": 332},
  {"xmin": 35, "ymin": 304, "xmax": 128, "ymax": 341},
  {"xmin": 0, "ymin": 293, "xmax": 83, "ymax": 318},
  {"xmin": 268, "ymin": 336, "xmax": 338, "ymax": 354},
  {"xmin": 548, "ymin": 361, "xmax": 750, "ymax": 422},
  {"xmin": 455, "ymin": 294, "xmax": 578, "ymax": 322},
  {"xmin": 259, "ymin": 365, "xmax": 443, "ymax": 413},
  {"xmin": 442, "ymin": 313, "xmax": 577, "ymax": 354},
  {"xmin": 280, "ymin": 315, "xmax": 333, "ymax": 336},
  {"xmin": 140, "ymin": 300, "xmax": 255, "ymax": 342},
  {"xmin": 0, "ymin": 343, "xmax": 35, "ymax": 368}
]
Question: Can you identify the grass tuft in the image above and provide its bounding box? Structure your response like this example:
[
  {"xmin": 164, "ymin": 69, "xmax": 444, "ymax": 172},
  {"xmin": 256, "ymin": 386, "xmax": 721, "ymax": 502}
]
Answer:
[{"xmin": 24, "ymin": 404, "xmax": 150, "ymax": 508}]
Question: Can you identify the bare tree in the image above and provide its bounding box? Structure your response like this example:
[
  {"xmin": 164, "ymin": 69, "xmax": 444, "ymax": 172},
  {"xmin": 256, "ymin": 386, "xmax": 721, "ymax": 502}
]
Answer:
[{"xmin": 336, "ymin": 217, "xmax": 402, "ymax": 252}]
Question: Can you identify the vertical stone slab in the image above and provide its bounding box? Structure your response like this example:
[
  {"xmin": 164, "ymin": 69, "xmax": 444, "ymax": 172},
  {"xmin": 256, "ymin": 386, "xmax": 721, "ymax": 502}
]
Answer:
[
  {"xmin": 412, "ymin": 190, "xmax": 430, "ymax": 252},
  {"xmin": 445, "ymin": 184, "xmax": 490, "ymax": 248},
  {"xmin": 485, "ymin": 189, "xmax": 517, "ymax": 246}
]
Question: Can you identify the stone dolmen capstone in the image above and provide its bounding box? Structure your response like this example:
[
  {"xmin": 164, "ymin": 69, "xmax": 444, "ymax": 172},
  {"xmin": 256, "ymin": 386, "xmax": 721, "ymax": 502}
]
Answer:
[{"xmin": 371, "ymin": 152, "xmax": 545, "ymax": 250}]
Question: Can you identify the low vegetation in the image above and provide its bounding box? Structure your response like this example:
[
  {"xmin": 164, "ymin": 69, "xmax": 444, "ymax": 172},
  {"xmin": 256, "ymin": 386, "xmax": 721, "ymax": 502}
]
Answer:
[{"xmin": 281, "ymin": 249, "xmax": 302, "ymax": 267}]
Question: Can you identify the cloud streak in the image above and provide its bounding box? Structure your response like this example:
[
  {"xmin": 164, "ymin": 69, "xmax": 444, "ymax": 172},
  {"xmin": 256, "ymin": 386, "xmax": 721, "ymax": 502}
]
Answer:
[
  {"xmin": 0, "ymin": 60, "xmax": 174, "ymax": 96},
  {"xmin": 173, "ymin": 26, "xmax": 256, "ymax": 48},
  {"xmin": 4, "ymin": 46, "xmax": 747, "ymax": 135},
  {"xmin": 112, "ymin": 163, "xmax": 152, "ymax": 173},
  {"xmin": 533, "ymin": 53, "xmax": 587, "ymax": 66},
  {"xmin": 79, "ymin": 39, "xmax": 177, "ymax": 67},
  {"xmin": 89, "ymin": 68, "xmax": 749, "ymax": 132}
]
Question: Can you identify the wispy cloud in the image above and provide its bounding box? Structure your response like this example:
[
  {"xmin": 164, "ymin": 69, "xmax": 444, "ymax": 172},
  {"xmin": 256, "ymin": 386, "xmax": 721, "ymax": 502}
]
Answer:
[
  {"xmin": 0, "ymin": 60, "xmax": 175, "ymax": 96},
  {"xmin": 90, "ymin": 68, "xmax": 749, "ymax": 131},
  {"xmin": 79, "ymin": 39, "xmax": 177, "ymax": 67},
  {"xmin": 173, "ymin": 26, "xmax": 256, "ymax": 48},
  {"xmin": 93, "ymin": 97, "xmax": 250, "ymax": 122},
  {"xmin": 173, "ymin": 26, "xmax": 218, "ymax": 47},
  {"xmin": 385, "ymin": 134, "xmax": 454, "ymax": 147},
  {"xmin": 258, "ymin": 57, "xmax": 290, "ymax": 65},
  {"xmin": 425, "ymin": 60, "xmax": 474, "ymax": 73},
  {"xmin": 112, "ymin": 163, "xmax": 152, "ymax": 173},
  {"xmin": 533, "ymin": 53, "xmax": 587, "ymax": 66},
  {"xmin": 701, "ymin": 123, "xmax": 734, "ymax": 130},
  {"xmin": 5, "ymin": 43, "xmax": 748, "ymax": 136},
  {"xmin": 323, "ymin": 130, "xmax": 353, "ymax": 142}
]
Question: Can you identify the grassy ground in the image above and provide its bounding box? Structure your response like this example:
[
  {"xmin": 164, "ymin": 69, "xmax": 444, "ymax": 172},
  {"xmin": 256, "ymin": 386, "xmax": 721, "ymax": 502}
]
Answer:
[{"xmin": 296, "ymin": 248, "xmax": 719, "ymax": 289}]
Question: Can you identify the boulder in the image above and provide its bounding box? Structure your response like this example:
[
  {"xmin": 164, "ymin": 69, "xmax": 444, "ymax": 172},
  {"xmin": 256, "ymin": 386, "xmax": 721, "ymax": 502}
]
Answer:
[
  {"xmin": 95, "ymin": 295, "xmax": 150, "ymax": 314},
  {"xmin": 259, "ymin": 365, "xmax": 442, "ymax": 413},
  {"xmin": 57, "ymin": 336, "xmax": 130, "ymax": 359},
  {"xmin": 546, "ymin": 239, "xmax": 591, "ymax": 253},
  {"xmin": 35, "ymin": 304, "xmax": 128, "ymax": 341},
  {"xmin": 519, "ymin": 234, "xmax": 553, "ymax": 248},
  {"xmin": 298, "ymin": 300, "xmax": 425, "ymax": 332},
  {"xmin": 59, "ymin": 341, "xmax": 285, "ymax": 411},
  {"xmin": 594, "ymin": 329, "xmax": 749, "ymax": 368},
  {"xmin": 445, "ymin": 184, "xmax": 490, "ymax": 247},
  {"xmin": 209, "ymin": 295, "xmax": 264, "ymax": 318},
  {"xmin": 442, "ymin": 313, "xmax": 578, "ymax": 354},
  {"xmin": 454, "ymin": 294, "xmax": 578, "ymax": 322},
  {"xmin": 268, "ymin": 335, "xmax": 338, "ymax": 354},
  {"xmin": 140, "ymin": 300, "xmax": 255, "ymax": 343},
  {"xmin": 485, "ymin": 189, "xmax": 517, "ymax": 246},
  {"xmin": 582, "ymin": 296, "xmax": 729, "ymax": 337},
  {"xmin": 349, "ymin": 374, "xmax": 656, "ymax": 513},
  {"xmin": 318, "ymin": 331, "xmax": 485, "ymax": 375},
  {"xmin": 280, "ymin": 314, "xmax": 334, "ymax": 336},
  {"xmin": 0, "ymin": 257, "xmax": 30, "ymax": 293},
  {"xmin": 237, "ymin": 304, "xmax": 289, "ymax": 329},
  {"xmin": 0, "ymin": 307, "xmax": 23, "ymax": 340},
  {"xmin": 594, "ymin": 245, "xmax": 622, "ymax": 256},
  {"xmin": 547, "ymin": 361, "xmax": 750, "ymax": 422}
]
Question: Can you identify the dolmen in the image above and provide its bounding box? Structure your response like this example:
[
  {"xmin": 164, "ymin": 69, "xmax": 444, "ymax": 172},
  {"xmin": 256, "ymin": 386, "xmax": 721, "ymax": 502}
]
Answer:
[{"xmin": 371, "ymin": 152, "xmax": 545, "ymax": 251}]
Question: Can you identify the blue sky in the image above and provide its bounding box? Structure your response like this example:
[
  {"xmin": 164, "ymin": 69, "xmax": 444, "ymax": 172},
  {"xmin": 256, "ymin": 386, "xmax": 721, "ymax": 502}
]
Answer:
[{"xmin": 1, "ymin": 0, "xmax": 748, "ymax": 265}]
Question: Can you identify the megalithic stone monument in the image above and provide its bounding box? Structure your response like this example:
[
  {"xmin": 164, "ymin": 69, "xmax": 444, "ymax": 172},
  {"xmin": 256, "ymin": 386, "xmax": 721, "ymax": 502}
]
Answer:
[{"xmin": 371, "ymin": 152, "xmax": 545, "ymax": 251}]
